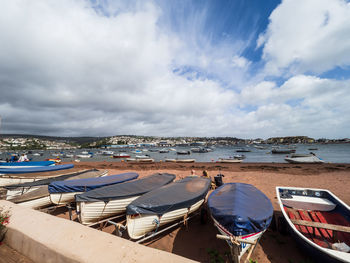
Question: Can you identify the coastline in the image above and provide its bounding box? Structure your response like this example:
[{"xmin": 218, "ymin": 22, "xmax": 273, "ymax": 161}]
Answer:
[{"xmin": 59, "ymin": 161, "xmax": 350, "ymax": 262}]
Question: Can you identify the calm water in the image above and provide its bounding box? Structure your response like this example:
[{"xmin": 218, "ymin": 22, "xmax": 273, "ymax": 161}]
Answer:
[{"xmin": 1, "ymin": 143, "xmax": 349, "ymax": 163}]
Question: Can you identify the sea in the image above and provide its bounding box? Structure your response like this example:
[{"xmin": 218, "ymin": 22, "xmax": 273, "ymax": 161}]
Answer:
[{"xmin": 1, "ymin": 143, "xmax": 349, "ymax": 163}]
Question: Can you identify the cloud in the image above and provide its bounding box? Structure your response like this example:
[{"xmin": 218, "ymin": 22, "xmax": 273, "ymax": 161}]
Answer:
[{"xmin": 258, "ymin": 0, "xmax": 350, "ymax": 75}]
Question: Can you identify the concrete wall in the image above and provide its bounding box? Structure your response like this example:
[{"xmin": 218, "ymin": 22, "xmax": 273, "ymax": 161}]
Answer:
[{"xmin": 0, "ymin": 200, "xmax": 196, "ymax": 263}]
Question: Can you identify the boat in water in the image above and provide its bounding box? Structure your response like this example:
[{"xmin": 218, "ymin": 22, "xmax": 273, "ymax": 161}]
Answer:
[
  {"xmin": 208, "ymin": 183, "xmax": 273, "ymax": 262},
  {"xmin": 48, "ymin": 172, "xmax": 139, "ymax": 205},
  {"xmin": 276, "ymin": 186, "xmax": 350, "ymax": 263},
  {"xmin": 271, "ymin": 148, "xmax": 296, "ymax": 154},
  {"xmin": 75, "ymin": 173, "xmax": 176, "ymax": 225},
  {"xmin": 285, "ymin": 154, "xmax": 324, "ymax": 164},
  {"xmin": 126, "ymin": 176, "xmax": 211, "ymax": 240},
  {"xmin": 113, "ymin": 153, "xmax": 130, "ymax": 158}
]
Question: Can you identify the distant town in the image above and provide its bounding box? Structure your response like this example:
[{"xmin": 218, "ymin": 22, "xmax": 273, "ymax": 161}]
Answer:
[{"xmin": 0, "ymin": 134, "xmax": 349, "ymax": 150}]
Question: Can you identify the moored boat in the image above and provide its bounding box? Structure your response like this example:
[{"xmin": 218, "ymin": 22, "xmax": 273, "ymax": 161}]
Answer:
[
  {"xmin": 285, "ymin": 155, "xmax": 324, "ymax": 164},
  {"xmin": 276, "ymin": 186, "xmax": 350, "ymax": 263},
  {"xmin": 217, "ymin": 158, "xmax": 242, "ymax": 163},
  {"xmin": 113, "ymin": 153, "xmax": 130, "ymax": 158},
  {"xmin": 75, "ymin": 173, "xmax": 176, "ymax": 225},
  {"xmin": 126, "ymin": 176, "xmax": 211, "ymax": 240},
  {"xmin": 271, "ymin": 148, "xmax": 296, "ymax": 154},
  {"xmin": 48, "ymin": 172, "xmax": 139, "ymax": 205},
  {"xmin": 208, "ymin": 183, "xmax": 273, "ymax": 262}
]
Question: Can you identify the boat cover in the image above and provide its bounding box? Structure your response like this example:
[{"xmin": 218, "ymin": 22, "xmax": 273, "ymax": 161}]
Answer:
[
  {"xmin": 11, "ymin": 170, "xmax": 107, "ymax": 203},
  {"xmin": 208, "ymin": 183, "xmax": 273, "ymax": 236},
  {"xmin": 75, "ymin": 173, "xmax": 176, "ymax": 202},
  {"xmin": 0, "ymin": 161, "xmax": 55, "ymax": 167},
  {"xmin": 0, "ymin": 164, "xmax": 74, "ymax": 174},
  {"xmin": 4, "ymin": 169, "xmax": 99, "ymax": 190},
  {"xmin": 48, "ymin": 172, "xmax": 139, "ymax": 193},
  {"xmin": 126, "ymin": 176, "xmax": 211, "ymax": 216}
]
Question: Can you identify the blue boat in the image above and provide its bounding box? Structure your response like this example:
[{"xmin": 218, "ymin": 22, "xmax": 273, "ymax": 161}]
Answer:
[
  {"xmin": 208, "ymin": 183, "xmax": 273, "ymax": 262},
  {"xmin": 0, "ymin": 161, "xmax": 55, "ymax": 168},
  {"xmin": 0, "ymin": 164, "xmax": 74, "ymax": 174},
  {"xmin": 48, "ymin": 172, "xmax": 139, "ymax": 205}
]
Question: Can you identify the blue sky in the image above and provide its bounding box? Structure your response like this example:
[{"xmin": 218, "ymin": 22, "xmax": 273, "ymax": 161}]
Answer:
[{"xmin": 0, "ymin": 0, "xmax": 349, "ymax": 138}]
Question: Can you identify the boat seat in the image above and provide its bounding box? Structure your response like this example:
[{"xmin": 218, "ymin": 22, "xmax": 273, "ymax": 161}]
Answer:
[{"xmin": 281, "ymin": 195, "xmax": 336, "ymax": 211}]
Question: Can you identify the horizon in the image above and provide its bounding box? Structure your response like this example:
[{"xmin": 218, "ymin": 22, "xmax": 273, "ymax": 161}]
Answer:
[{"xmin": 1, "ymin": 0, "xmax": 350, "ymax": 138}]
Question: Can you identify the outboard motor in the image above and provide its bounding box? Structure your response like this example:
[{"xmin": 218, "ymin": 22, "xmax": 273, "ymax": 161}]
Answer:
[{"xmin": 214, "ymin": 173, "xmax": 225, "ymax": 187}]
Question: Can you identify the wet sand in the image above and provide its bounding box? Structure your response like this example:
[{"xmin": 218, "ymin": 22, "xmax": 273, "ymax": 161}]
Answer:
[{"xmin": 64, "ymin": 162, "xmax": 350, "ymax": 262}]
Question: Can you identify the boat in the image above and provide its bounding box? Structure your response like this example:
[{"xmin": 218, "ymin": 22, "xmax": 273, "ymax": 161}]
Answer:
[
  {"xmin": 217, "ymin": 158, "xmax": 242, "ymax": 163},
  {"xmin": 81, "ymin": 151, "xmax": 89, "ymax": 155},
  {"xmin": 233, "ymin": 154, "xmax": 246, "ymax": 160},
  {"xmin": 271, "ymin": 148, "xmax": 296, "ymax": 154},
  {"xmin": 285, "ymin": 155, "xmax": 324, "ymax": 164},
  {"xmin": 62, "ymin": 154, "xmax": 74, "ymax": 158},
  {"xmin": 101, "ymin": 150, "xmax": 114, "ymax": 156},
  {"xmin": 254, "ymin": 145, "xmax": 267, "ymax": 150},
  {"xmin": 75, "ymin": 154, "xmax": 92, "ymax": 158},
  {"xmin": 159, "ymin": 149, "xmax": 169, "ymax": 153},
  {"xmin": 126, "ymin": 158, "xmax": 154, "ymax": 163},
  {"xmin": 235, "ymin": 148, "xmax": 251, "ymax": 153},
  {"xmin": 10, "ymin": 169, "xmax": 107, "ymax": 209},
  {"xmin": 164, "ymin": 159, "xmax": 195, "ymax": 163},
  {"xmin": 0, "ymin": 164, "xmax": 73, "ymax": 175},
  {"xmin": 0, "ymin": 166, "xmax": 79, "ymax": 187},
  {"xmin": 308, "ymin": 148, "xmax": 318, "ymax": 151},
  {"xmin": 135, "ymin": 155, "xmax": 150, "ymax": 159},
  {"xmin": 126, "ymin": 176, "xmax": 211, "ymax": 240},
  {"xmin": 48, "ymin": 172, "xmax": 139, "ymax": 205},
  {"xmin": 176, "ymin": 150, "xmax": 190, "ymax": 155},
  {"xmin": 276, "ymin": 186, "xmax": 350, "ymax": 263},
  {"xmin": 208, "ymin": 183, "xmax": 273, "ymax": 262},
  {"xmin": 75, "ymin": 173, "xmax": 176, "ymax": 225},
  {"xmin": 191, "ymin": 148, "xmax": 209, "ymax": 153},
  {"xmin": 113, "ymin": 153, "xmax": 130, "ymax": 158},
  {"xmin": 0, "ymin": 161, "xmax": 55, "ymax": 168}
]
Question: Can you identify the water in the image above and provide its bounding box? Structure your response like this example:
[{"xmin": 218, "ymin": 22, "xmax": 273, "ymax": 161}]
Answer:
[{"xmin": 1, "ymin": 144, "xmax": 349, "ymax": 163}]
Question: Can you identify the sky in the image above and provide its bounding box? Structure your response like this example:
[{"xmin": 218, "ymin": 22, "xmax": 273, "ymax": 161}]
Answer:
[{"xmin": 0, "ymin": 0, "xmax": 350, "ymax": 139}]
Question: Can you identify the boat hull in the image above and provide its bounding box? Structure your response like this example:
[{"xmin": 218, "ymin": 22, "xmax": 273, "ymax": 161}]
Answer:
[
  {"xmin": 50, "ymin": 192, "xmax": 83, "ymax": 205},
  {"xmin": 127, "ymin": 199, "xmax": 204, "ymax": 239}
]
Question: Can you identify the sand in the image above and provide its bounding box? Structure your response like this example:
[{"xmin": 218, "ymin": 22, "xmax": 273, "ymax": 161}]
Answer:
[{"xmin": 59, "ymin": 161, "xmax": 350, "ymax": 263}]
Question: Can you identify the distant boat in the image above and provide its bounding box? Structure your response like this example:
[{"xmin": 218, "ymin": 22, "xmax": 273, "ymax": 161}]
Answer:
[
  {"xmin": 113, "ymin": 153, "xmax": 130, "ymax": 158},
  {"xmin": 236, "ymin": 148, "xmax": 251, "ymax": 153},
  {"xmin": 159, "ymin": 149, "xmax": 169, "ymax": 153},
  {"xmin": 271, "ymin": 148, "xmax": 296, "ymax": 154},
  {"xmin": 217, "ymin": 158, "xmax": 242, "ymax": 163},
  {"xmin": 276, "ymin": 186, "xmax": 350, "ymax": 263},
  {"xmin": 76, "ymin": 154, "xmax": 92, "ymax": 158},
  {"xmin": 308, "ymin": 148, "xmax": 318, "ymax": 151},
  {"xmin": 254, "ymin": 145, "xmax": 267, "ymax": 150},
  {"xmin": 176, "ymin": 150, "xmax": 190, "ymax": 155},
  {"xmin": 101, "ymin": 150, "xmax": 114, "ymax": 156}
]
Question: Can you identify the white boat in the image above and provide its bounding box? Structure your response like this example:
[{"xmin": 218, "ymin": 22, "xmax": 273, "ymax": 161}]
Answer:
[
  {"xmin": 113, "ymin": 153, "xmax": 130, "ymax": 158},
  {"xmin": 75, "ymin": 173, "xmax": 176, "ymax": 225},
  {"xmin": 81, "ymin": 151, "xmax": 89, "ymax": 155},
  {"xmin": 159, "ymin": 149, "xmax": 169, "ymax": 153},
  {"xmin": 164, "ymin": 159, "xmax": 195, "ymax": 163},
  {"xmin": 217, "ymin": 158, "xmax": 242, "ymax": 163},
  {"xmin": 208, "ymin": 183, "xmax": 273, "ymax": 262},
  {"xmin": 10, "ymin": 170, "xmax": 108, "ymax": 209},
  {"xmin": 101, "ymin": 150, "xmax": 114, "ymax": 156},
  {"xmin": 285, "ymin": 155, "xmax": 324, "ymax": 164},
  {"xmin": 76, "ymin": 154, "xmax": 92, "ymax": 158},
  {"xmin": 276, "ymin": 186, "xmax": 350, "ymax": 263},
  {"xmin": 135, "ymin": 155, "xmax": 150, "ymax": 159},
  {"xmin": 126, "ymin": 176, "xmax": 211, "ymax": 240},
  {"xmin": 49, "ymin": 172, "xmax": 138, "ymax": 205}
]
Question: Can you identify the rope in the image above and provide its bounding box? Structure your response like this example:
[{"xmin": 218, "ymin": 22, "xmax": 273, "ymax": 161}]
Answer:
[
  {"xmin": 152, "ymin": 217, "xmax": 160, "ymax": 233},
  {"xmin": 183, "ymin": 208, "xmax": 190, "ymax": 229},
  {"xmin": 229, "ymin": 236, "xmax": 241, "ymax": 246}
]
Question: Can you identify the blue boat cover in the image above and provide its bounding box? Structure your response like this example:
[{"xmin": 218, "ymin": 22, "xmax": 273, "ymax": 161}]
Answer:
[
  {"xmin": 48, "ymin": 172, "xmax": 139, "ymax": 193},
  {"xmin": 75, "ymin": 173, "xmax": 176, "ymax": 202},
  {"xmin": 127, "ymin": 176, "xmax": 211, "ymax": 216},
  {"xmin": 0, "ymin": 164, "xmax": 74, "ymax": 174},
  {"xmin": 208, "ymin": 183, "xmax": 273, "ymax": 236},
  {"xmin": 0, "ymin": 161, "xmax": 55, "ymax": 167}
]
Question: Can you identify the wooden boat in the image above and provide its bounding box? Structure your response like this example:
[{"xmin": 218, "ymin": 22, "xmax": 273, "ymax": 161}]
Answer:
[
  {"xmin": 208, "ymin": 183, "xmax": 273, "ymax": 262},
  {"xmin": 217, "ymin": 158, "xmax": 242, "ymax": 163},
  {"xmin": 0, "ymin": 164, "xmax": 75, "ymax": 187},
  {"xmin": 126, "ymin": 176, "xmax": 211, "ymax": 240},
  {"xmin": 276, "ymin": 186, "xmax": 350, "ymax": 263},
  {"xmin": 0, "ymin": 161, "xmax": 55, "ymax": 168},
  {"xmin": 285, "ymin": 155, "xmax": 324, "ymax": 164},
  {"xmin": 49, "ymin": 172, "xmax": 139, "ymax": 205},
  {"xmin": 9, "ymin": 169, "xmax": 108, "ymax": 209},
  {"xmin": 75, "ymin": 173, "xmax": 176, "ymax": 225}
]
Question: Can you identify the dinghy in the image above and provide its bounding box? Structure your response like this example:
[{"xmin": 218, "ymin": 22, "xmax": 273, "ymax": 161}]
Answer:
[
  {"xmin": 276, "ymin": 186, "xmax": 350, "ymax": 263},
  {"xmin": 284, "ymin": 155, "xmax": 324, "ymax": 164},
  {"xmin": 0, "ymin": 164, "xmax": 76, "ymax": 187},
  {"xmin": 0, "ymin": 164, "xmax": 73, "ymax": 174},
  {"xmin": 0, "ymin": 161, "xmax": 55, "ymax": 168},
  {"xmin": 126, "ymin": 176, "xmax": 211, "ymax": 240},
  {"xmin": 217, "ymin": 158, "xmax": 242, "ymax": 163},
  {"xmin": 9, "ymin": 169, "xmax": 107, "ymax": 209},
  {"xmin": 75, "ymin": 173, "xmax": 176, "ymax": 225},
  {"xmin": 49, "ymin": 172, "xmax": 139, "ymax": 205},
  {"xmin": 208, "ymin": 183, "xmax": 273, "ymax": 262}
]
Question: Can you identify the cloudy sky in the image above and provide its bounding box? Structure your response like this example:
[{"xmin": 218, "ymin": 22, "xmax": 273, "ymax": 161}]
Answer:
[{"xmin": 1, "ymin": 0, "xmax": 350, "ymax": 138}]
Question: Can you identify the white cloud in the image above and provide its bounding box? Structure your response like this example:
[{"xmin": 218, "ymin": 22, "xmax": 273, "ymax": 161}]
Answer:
[{"xmin": 259, "ymin": 0, "xmax": 350, "ymax": 75}]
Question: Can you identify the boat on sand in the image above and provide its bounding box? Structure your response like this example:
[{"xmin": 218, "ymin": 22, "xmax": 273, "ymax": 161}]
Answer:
[
  {"xmin": 75, "ymin": 173, "xmax": 176, "ymax": 225},
  {"xmin": 126, "ymin": 176, "xmax": 211, "ymax": 240},
  {"xmin": 276, "ymin": 186, "xmax": 350, "ymax": 263},
  {"xmin": 285, "ymin": 154, "xmax": 324, "ymax": 164},
  {"xmin": 208, "ymin": 183, "xmax": 273, "ymax": 262}
]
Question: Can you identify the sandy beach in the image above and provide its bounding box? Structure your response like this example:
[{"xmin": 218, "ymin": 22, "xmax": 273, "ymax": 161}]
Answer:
[{"xmin": 57, "ymin": 161, "xmax": 350, "ymax": 263}]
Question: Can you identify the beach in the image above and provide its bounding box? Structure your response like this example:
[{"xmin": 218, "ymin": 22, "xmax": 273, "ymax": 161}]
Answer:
[{"xmin": 61, "ymin": 161, "xmax": 350, "ymax": 263}]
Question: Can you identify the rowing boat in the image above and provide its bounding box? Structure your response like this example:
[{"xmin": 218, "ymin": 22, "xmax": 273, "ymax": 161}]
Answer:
[
  {"xmin": 49, "ymin": 172, "xmax": 139, "ymax": 205},
  {"xmin": 126, "ymin": 176, "xmax": 211, "ymax": 240},
  {"xmin": 0, "ymin": 161, "xmax": 55, "ymax": 168},
  {"xmin": 9, "ymin": 170, "xmax": 108, "ymax": 209},
  {"xmin": 208, "ymin": 183, "xmax": 273, "ymax": 262},
  {"xmin": 276, "ymin": 186, "xmax": 350, "ymax": 263},
  {"xmin": 75, "ymin": 173, "xmax": 176, "ymax": 225}
]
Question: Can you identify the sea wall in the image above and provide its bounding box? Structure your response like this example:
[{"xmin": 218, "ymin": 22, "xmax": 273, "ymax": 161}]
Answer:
[{"xmin": 0, "ymin": 200, "xmax": 195, "ymax": 263}]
